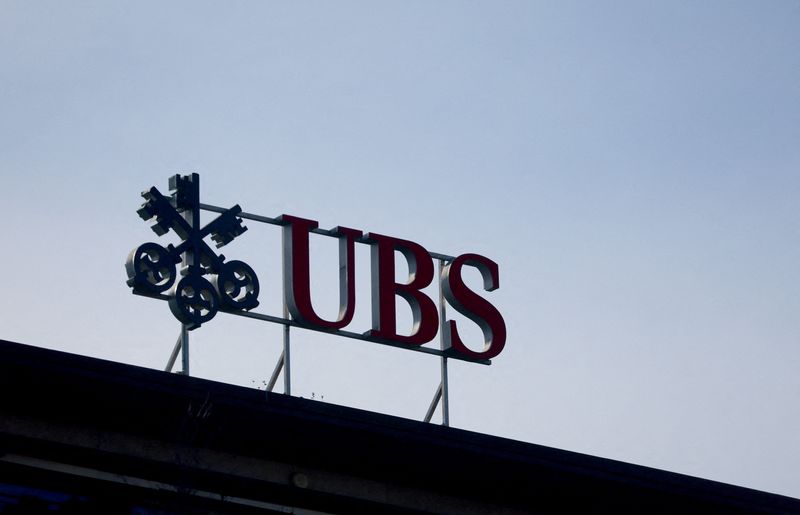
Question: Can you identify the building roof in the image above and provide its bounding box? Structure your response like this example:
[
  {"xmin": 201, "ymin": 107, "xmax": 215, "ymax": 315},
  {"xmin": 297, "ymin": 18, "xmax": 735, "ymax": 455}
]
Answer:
[{"xmin": 0, "ymin": 338, "xmax": 797, "ymax": 514}]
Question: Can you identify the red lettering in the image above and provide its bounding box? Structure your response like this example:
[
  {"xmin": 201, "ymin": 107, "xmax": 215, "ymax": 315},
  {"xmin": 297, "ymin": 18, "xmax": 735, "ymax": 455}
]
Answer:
[
  {"xmin": 364, "ymin": 233, "xmax": 438, "ymax": 345},
  {"xmin": 442, "ymin": 253, "xmax": 506, "ymax": 360},
  {"xmin": 279, "ymin": 215, "xmax": 362, "ymax": 329}
]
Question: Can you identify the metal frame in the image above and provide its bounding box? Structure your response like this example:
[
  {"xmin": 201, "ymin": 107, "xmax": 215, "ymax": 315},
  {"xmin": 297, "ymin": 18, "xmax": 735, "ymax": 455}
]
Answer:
[
  {"xmin": 424, "ymin": 259, "xmax": 450, "ymax": 425},
  {"xmin": 265, "ymin": 299, "xmax": 292, "ymax": 395},
  {"xmin": 155, "ymin": 201, "xmax": 488, "ymax": 423},
  {"xmin": 164, "ymin": 324, "xmax": 189, "ymax": 375}
]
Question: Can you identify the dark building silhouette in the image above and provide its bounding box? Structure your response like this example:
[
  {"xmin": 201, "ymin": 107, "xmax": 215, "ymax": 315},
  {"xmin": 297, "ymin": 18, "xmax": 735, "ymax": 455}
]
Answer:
[{"xmin": 0, "ymin": 339, "xmax": 797, "ymax": 514}]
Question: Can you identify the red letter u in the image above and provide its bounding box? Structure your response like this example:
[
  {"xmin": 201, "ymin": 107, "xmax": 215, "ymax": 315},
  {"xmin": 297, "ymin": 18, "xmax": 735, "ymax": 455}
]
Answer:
[{"xmin": 279, "ymin": 215, "xmax": 362, "ymax": 330}]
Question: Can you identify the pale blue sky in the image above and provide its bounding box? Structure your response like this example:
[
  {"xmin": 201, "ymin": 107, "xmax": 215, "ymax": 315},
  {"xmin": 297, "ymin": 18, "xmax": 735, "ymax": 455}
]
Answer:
[{"xmin": 1, "ymin": 1, "xmax": 798, "ymax": 498}]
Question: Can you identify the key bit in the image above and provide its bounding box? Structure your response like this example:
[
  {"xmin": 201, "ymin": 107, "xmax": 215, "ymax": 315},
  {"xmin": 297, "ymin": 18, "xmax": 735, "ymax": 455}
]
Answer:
[{"xmin": 170, "ymin": 173, "xmax": 200, "ymax": 211}]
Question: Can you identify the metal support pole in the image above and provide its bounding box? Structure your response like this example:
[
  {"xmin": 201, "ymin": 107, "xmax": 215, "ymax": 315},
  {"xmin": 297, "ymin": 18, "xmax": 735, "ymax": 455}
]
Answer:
[
  {"xmin": 440, "ymin": 356, "xmax": 449, "ymax": 426},
  {"xmin": 266, "ymin": 350, "xmax": 285, "ymax": 392},
  {"xmin": 424, "ymin": 259, "xmax": 452, "ymax": 425},
  {"xmin": 279, "ymin": 230, "xmax": 292, "ymax": 396},
  {"xmin": 424, "ymin": 383, "xmax": 443, "ymax": 423},
  {"xmin": 282, "ymin": 323, "xmax": 291, "ymax": 395},
  {"xmin": 178, "ymin": 203, "xmax": 193, "ymax": 377},
  {"xmin": 438, "ymin": 259, "xmax": 450, "ymax": 426},
  {"xmin": 278, "ymin": 291, "xmax": 291, "ymax": 395},
  {"xmin": 180, "ymin": 324, "xmax": 189, "ymax": 375},
  {"xmin": 165, "ymin": 332, "xmax": 182, "ymax": 372}
]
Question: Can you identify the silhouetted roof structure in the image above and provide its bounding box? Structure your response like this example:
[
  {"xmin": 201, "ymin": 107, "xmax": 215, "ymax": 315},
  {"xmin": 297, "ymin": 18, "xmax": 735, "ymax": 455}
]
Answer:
[{"xmin": 0, "ymin": 339, "xmax": 797, "ymax": 514}]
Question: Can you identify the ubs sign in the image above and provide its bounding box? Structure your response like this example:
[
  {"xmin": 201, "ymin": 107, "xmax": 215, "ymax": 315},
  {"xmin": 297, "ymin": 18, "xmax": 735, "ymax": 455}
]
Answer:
[{"xmin": 126, "ymin": 174, "xmax": 506, "ymax": 361}]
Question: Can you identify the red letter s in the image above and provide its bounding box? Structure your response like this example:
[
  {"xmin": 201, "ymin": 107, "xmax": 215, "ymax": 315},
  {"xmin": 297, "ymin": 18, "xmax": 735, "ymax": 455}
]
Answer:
[{"xmin": 442, "ymin": 254, "xmax": 506, "ymax": 360}]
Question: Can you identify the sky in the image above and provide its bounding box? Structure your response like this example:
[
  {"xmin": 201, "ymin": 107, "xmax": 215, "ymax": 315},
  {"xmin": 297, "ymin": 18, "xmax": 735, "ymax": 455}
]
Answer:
[{"xmin": 1, "ymin": 0, "xmax": 799, "ymax": 499}]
